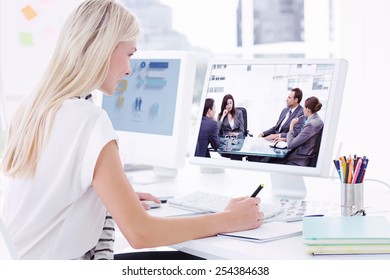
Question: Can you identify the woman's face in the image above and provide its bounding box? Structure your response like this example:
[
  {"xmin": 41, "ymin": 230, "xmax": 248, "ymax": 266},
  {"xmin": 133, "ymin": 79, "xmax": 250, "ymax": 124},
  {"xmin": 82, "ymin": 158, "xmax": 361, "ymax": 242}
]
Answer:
[
  {"xmin": 209, "ymin": 104, "xmax": 216, "ymax": 119},
  {"xmin": 225, "ymin": 99, "xmax": 233, "ymax": 112},
  {"xmin": 100, "ymin": 41, "xmax": 137, "ymax": 95}
]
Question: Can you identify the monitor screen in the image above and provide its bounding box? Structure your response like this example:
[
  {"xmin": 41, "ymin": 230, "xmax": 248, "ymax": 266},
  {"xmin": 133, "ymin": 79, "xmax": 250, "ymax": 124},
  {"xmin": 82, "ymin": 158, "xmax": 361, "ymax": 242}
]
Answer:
[
  {"xmin": 190, "ymin": 58, "xmax": 348, "ymax": 198},
  {"xmin": 101, "ymin": 51, "xmax": 196, "ymax": 182}
]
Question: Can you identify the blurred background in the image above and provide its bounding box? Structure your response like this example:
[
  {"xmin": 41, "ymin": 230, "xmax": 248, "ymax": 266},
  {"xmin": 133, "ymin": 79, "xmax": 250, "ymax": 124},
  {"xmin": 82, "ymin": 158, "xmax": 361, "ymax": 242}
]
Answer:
[{"xmin": 1, "ymin": 0, "xmax": 389, "ymax": 184}]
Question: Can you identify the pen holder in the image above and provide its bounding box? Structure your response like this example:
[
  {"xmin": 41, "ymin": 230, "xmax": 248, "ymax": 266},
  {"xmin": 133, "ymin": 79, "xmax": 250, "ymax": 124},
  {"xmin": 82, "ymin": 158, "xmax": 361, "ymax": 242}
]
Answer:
[{"xmin": 340, "ymin": 183, "xmax": 364, "ymax": 216}]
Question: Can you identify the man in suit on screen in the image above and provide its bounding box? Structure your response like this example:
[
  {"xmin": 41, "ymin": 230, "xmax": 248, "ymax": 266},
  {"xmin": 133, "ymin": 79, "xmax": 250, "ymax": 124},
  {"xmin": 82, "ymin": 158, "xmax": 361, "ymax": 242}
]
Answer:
[{"xmin": 258, "ymin": 88, "xmax": 305, "ymax": 141}]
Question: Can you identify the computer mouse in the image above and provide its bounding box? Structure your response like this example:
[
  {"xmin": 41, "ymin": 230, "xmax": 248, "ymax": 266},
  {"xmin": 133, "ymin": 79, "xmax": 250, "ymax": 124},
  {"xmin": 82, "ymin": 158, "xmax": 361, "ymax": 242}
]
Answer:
[
  {"xmin": 275, "ymin": 141, "xmax": 288, "ymax": 149},
  {"xmin": 143, "ymin": 201, "xmax": 161, "ymax": 209}
]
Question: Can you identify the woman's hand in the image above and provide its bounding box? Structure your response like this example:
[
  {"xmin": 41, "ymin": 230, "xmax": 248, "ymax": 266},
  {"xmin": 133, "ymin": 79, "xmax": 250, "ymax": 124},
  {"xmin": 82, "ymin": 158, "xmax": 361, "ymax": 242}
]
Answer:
[
  {"xmin": 274, "ymin": 137, "xmax": 287, "ymax": 143},
  {"xmin": 223, "ymin": 197, "xmax": 263, "ymax": 232},
  {"xmin": 289, "ymin": 117, "xmax": 299, "ymax": 130},
  {"xmin": 221, "ymin": 109, "xmax": 228, "ymax": 120},
  {"xmin": 137, "ymin": 192, "xmax": 161, "ymax": 210}
]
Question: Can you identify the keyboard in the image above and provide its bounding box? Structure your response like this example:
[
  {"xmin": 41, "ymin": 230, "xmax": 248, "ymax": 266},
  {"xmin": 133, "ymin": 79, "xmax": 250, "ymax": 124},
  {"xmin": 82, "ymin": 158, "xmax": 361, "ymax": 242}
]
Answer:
[
  {"xmin": 167, "ymin": 191, "xmax": 284, "ymax": 220},
  {"xmin": 274, "ymin": 198, "xmax": 340, "ymax": 222}
]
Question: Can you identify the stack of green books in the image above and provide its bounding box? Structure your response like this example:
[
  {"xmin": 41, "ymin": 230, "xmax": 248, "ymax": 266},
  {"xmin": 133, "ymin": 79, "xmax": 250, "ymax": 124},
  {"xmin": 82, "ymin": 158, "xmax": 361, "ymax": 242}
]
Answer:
[{"xmin": 303, "ymin": 216, "xmax": 390, "ymax": 255}]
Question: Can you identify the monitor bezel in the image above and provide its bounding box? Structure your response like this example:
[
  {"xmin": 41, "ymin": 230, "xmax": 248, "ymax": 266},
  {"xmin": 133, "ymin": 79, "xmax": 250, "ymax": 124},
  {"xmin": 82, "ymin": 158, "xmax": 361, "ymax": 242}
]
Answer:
[{"xmin": 189, "ymin": 58, "xmax": 348, "ymax": 178}]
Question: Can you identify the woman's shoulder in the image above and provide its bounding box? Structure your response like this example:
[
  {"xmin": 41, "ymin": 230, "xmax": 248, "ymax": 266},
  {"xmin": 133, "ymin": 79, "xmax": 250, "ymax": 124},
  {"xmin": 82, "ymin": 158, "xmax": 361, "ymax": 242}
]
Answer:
[
  {"xmin": 305, "ymin": 114, "xmax": 323, "ymax": 129},
  {"xmin": 312, "ymin": 113, "xmax": 324, "ymax": 124},
  {"xmin": 235, "ymin": 109, "xmax": 243, "ymax": 119},
  {"xmin": 55, "ymin": 99, "xmax": 110, "ymax": 131},
  {"xmin": 61, "ymin": 99, "xmax": 105, "ymax": 119},
  {"xmin": 52, "ymin": 99, "xmax": 114, "ymax": 142}
]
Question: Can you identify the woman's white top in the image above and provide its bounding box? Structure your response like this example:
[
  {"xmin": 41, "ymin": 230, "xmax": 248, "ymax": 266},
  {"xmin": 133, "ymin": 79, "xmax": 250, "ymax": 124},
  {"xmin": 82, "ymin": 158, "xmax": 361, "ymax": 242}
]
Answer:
[
  {"xmin": 2, "ymin": 99, "xmax": 117, "ymax": 259},
  {"xmin": 229, "ymin": 117, "xmax": 235, "ymax": 129}
]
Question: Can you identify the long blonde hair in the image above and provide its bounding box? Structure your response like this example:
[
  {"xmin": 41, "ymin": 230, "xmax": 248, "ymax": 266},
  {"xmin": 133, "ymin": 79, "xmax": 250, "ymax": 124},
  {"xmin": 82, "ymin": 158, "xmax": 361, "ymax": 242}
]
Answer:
[{"xmin": 1, "ymin": 0, "xmax": 139, "ymax": 178}]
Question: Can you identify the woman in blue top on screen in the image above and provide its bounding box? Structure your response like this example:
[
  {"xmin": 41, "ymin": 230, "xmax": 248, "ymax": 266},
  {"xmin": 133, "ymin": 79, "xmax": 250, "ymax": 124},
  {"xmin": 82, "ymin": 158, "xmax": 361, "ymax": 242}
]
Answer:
[
  {"xmin": 284, "ymin": 96, "xmax": 324, "ymax": 166},
  {"xmin": 195, "ymin": 98, "xmax": 221, "ymax": 157},
  {"xmin": 217, "ymin": 94, "xmax": 245, "ymax": 139},
  {"xmin": 0, "ymin": 0, "xmax": 262, "ymax": 260}
]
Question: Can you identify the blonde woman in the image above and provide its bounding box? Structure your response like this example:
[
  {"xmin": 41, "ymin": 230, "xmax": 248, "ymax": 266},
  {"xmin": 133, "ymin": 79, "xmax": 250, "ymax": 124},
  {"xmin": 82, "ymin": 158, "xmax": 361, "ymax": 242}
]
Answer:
[{"xmin": 1, "ymin": 0, "xmax": 262, "ymax": 260}]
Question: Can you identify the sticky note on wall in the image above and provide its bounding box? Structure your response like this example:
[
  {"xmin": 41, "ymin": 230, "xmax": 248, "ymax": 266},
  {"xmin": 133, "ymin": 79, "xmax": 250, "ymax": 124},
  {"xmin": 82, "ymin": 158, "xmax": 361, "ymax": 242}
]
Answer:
[
  {"xmin": 22, "ymin": 5, "xmax": 38, "ymax": 20},
  {"xmin": 20, "ymin": 32, "xmax": 34, "ymax": 46}
]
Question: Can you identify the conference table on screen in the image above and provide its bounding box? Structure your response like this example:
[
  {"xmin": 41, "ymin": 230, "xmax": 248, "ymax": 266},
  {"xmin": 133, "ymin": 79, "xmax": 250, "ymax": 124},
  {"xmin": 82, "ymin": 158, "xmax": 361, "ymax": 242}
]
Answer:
[
  {"xmin": 216, "ymin": 136, "xmax": 290, "ymax": 158},
  {"xmin": 114, "ymin": 162, "xmax": 390, "ymax": 260}
]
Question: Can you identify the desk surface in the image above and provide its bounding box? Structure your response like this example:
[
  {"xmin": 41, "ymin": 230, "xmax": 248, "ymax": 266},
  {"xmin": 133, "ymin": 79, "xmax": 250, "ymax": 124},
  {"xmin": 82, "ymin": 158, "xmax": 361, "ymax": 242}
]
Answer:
[
  {"xmin": 218, "ymin": 137, "xmax": 290, "ymax": 158},
  {"xmin": 115, "ymin": 161, "xmax": 390, "ymax": 260}
]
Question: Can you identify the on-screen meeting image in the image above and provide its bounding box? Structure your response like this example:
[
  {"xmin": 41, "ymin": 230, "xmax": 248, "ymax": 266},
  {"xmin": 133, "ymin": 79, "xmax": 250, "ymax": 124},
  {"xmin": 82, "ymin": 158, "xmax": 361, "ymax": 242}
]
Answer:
[{"xmin": 194, "ymin": 63, "xmax": 335, "ymax": 168}]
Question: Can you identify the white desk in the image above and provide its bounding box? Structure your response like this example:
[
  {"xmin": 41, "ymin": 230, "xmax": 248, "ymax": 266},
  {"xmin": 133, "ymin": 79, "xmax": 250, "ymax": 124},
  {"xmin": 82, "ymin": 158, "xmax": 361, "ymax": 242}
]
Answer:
[{"xmin": 115, "ymin": 161, "xmax": 390, "ymax": 260}]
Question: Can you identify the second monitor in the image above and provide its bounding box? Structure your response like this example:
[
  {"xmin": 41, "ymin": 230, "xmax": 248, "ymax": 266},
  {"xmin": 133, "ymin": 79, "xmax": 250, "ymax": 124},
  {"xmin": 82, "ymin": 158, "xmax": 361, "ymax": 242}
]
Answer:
[{"xmin": 101, "ymin": 51, "xmax": 196, "ymax": 183}]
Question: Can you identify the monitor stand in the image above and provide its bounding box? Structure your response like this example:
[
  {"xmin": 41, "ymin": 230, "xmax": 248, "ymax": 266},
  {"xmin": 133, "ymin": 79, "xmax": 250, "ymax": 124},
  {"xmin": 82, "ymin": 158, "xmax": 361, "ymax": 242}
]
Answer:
[
  {"xmin": 199, "ymin": 166, "xmax": 225, "ymax": 174},
  {"xmin": 129, "ymin": 167, "xmax": 178, "ymax": 185},
  {"xmin": 124, "ymin": 164, "xmax": 153, "ymax": 172},
  {"xmin": 270, "ymin": 173, "xmax": 307, "ymax": 199}
]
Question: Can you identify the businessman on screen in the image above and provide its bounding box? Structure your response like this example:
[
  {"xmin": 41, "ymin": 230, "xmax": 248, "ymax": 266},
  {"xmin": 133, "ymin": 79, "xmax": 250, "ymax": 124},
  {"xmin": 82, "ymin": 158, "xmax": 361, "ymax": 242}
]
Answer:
[{"xmin": 258, "ymin": 88, "xmax": 305, "ymax": 141}]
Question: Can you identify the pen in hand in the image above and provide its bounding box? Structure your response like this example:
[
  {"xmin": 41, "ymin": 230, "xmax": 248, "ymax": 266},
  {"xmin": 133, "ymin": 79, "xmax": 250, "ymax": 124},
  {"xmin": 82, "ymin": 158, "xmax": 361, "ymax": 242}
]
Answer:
[{"xmin": 250, "ymin": 184, "xmax": 264, "ymax": 197}]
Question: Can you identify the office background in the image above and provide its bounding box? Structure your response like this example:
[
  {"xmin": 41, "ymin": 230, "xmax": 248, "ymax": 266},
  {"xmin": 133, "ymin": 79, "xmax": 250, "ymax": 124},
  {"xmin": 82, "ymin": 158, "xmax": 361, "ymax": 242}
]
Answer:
[{"xmin": 0, "ymin": 0, "xmax": 389, "ymax": 186}]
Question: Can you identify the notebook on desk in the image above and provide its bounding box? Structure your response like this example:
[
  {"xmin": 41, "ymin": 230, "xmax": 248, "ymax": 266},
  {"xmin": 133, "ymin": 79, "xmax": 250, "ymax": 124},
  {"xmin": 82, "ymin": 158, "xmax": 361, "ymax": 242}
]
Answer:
[
  {"xmin": 303, "ymin": 216, "xmax": 390, "ymax": 244},
  {"xmin": 303, "ymin": 216, "xmax": 390, "ymax": 255}
]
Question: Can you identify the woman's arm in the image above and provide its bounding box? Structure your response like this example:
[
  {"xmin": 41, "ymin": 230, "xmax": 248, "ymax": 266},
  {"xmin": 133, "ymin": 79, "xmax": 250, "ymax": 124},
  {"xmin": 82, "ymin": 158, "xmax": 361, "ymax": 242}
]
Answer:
[
  {"xmin": 209, "ymin": 121, "xmax": 221, "ymax": 150},
  {"xmin": 287, "ymin": 120, "xmax": 313, "ymax": 150},
  {"xmin": 93, "ymin": 140, "xmax": 262, "ymax": 249}
]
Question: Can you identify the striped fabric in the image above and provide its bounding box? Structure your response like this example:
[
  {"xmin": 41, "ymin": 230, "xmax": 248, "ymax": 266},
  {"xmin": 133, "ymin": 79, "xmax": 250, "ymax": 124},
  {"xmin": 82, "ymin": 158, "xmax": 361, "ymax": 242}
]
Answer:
[{"xmin": 80, "ymin": 212, "xmax": 115, "ymax": 260}]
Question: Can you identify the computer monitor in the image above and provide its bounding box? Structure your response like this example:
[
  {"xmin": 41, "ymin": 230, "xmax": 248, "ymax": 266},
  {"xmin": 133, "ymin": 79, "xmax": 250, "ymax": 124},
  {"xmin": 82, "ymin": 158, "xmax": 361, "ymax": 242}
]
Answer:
[
  {"xmin": 100, "ymin": 51, "xmax": 196, "ymax": 183},
  {"xmin": 190, "ymin": 58, "xmax": 348, "ymax": 198}
]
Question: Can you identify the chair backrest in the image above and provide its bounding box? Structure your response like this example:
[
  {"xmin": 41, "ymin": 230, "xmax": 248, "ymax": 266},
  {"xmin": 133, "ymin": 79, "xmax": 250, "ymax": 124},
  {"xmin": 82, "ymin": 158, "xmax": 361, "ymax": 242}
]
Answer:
[
  {"xmin": 308, "ymin": 127, "xmax": 324, "ymax": 167},
  {"xmin": 236, "ymin": 107, "xmax": 252, "ymax": 137},
  {"xmin": 0, "ymin": 217, "xmax": 19, "ymax": 259}
]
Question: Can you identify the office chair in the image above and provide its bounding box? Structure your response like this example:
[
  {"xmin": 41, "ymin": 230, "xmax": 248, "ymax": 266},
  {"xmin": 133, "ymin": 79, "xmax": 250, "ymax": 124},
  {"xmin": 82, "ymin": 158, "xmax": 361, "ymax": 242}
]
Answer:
[
  {"xmin": 0, "ymin": 217, "xmax": 19, "ymax": 259},
  {"xmin": 308, "ymin": 128, "xmax": 323, "ymax": 167},
  {"xmin": 236, "ymin": 107, "xmax": 253, "ymax": 137}
]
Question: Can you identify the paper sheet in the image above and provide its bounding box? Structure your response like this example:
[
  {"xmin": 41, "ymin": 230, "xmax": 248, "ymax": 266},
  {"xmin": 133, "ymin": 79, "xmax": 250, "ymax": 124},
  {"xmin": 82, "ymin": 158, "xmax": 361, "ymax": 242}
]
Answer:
[{"xmin": 218, "ymin": 221, "xmax": 302, "ymax": 243}]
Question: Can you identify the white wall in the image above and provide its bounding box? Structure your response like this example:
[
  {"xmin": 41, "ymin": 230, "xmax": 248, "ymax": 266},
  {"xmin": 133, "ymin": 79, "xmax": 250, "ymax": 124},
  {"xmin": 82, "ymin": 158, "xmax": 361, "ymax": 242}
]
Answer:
[
  {"xmin": 334, "ymin": 0, "xmax": 390, "ymax": 184},
  {"xmin": 0, "ymin": 0, "xmax": 81, "ymax": 123}
]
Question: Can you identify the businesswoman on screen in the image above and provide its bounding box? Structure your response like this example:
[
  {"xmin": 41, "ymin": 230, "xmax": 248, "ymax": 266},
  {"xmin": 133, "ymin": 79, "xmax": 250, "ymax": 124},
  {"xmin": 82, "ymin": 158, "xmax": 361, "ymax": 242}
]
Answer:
[
  {"xmin": 284, "ymin": 96, "xmax": 324, "ymax": 166},
  {"xmin": 218, "ymin": 94, "xmax": 245, "ymax": 139},
  {"xmin": 1, "ymin": 0, "xmax": 262, "ymax": 260}
]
